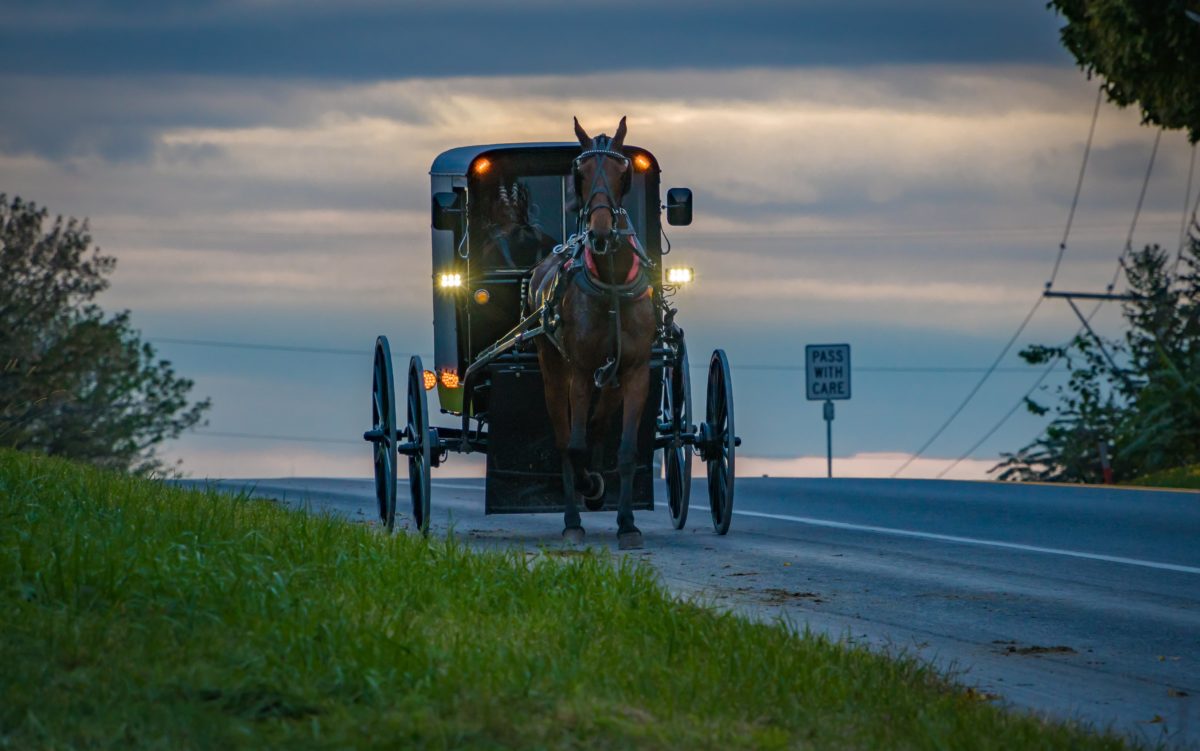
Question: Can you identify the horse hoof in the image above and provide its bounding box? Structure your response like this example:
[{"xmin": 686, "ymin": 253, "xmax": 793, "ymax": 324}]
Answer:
[
  {"xmin": 581, "ymin": 472, "xmax": 605, "ymax": 511},
  {"xmin": 618, "ymin": 530, "xmax": 644, "ymax": 550},
  {"xmin": 562, "ymin": 527, "xmax": 585, "ymax": 545}
]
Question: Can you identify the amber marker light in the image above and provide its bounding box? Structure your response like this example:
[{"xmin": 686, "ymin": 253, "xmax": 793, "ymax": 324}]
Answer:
[
  {"xmin": 633, "ymin": 154, "xmax": 651, "ymax": 172},
  {"xmin": 422, "ymin": 370, "xmax": 437, "ymax": 390},
  {"xmin": 439, "ymin": 370, "xmax": 460, "ymax": 389},
  {"xmin": 472, "ymin": 157, "xmax": 491, "ymax": 175},
  {"xmin": 473, "ymin": 288, "xmax": 490, "ymax": 305},
  {"xmin": 438, "ymin": 272, "xmax": 462, "ymax": 289},
  {"xmin": 666, "ymin": 267, "xmax": 694, "ymax": 284}
]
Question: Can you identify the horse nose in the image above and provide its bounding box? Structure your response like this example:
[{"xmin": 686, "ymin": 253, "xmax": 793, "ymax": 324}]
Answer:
[{"xmin": 589, "ymin": 219, "xmax": 614, "ymax": 239}]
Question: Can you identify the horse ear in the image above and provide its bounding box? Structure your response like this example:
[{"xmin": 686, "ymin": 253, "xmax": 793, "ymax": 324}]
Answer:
[
  {"xmin": 613, "ymin": 116, "xmax": 627, "ymax": 148},
  {"xmin": 574, "ymin": 116, "xmax": 592, "ymax": 148}
]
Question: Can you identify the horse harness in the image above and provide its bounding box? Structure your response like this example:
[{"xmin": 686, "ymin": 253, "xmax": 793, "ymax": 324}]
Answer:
[
  {"xmin": 477, "ymin": 142, "xmax": 656, "ymax": 392},
  {"xmin": 572, "ymin": 135, "xmax": 633, "ymax": 232},
  {"xmin": 540, "ymin": 219, "xmax": 657, "ymax": 386}
]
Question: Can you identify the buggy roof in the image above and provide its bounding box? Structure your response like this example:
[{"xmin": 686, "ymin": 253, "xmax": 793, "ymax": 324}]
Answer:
[{"xmin": 430, "ymin": 142, "xmax": 657, "ymax": 176}]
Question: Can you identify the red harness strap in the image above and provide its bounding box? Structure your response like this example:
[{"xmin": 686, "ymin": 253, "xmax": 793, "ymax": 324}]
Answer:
[
  {"xmin": 582, "ymin": 245, "xmax": 651, "ymax": 299},
  {"xmin": 583, "ymin": 244, "xmax": 641, "ymax": 284}
]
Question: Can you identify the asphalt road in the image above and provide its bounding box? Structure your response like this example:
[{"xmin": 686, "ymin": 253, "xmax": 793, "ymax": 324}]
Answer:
[{"xmin": 187, "ymin": 475, "xmax": 1200, "ymax": 748}]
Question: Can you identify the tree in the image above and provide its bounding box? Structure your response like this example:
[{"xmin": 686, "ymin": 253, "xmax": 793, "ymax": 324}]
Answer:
[
  {"xmin": 1049, "ymin": 0, "xmax": 1200, "ymax": 142},
  {"xmin": 994, "ymin": 235, "xmax": 1200, "ymax": 482},
  {"xmin": 0, "ymin": 194, "xmax": 210, "ymax": 474}
]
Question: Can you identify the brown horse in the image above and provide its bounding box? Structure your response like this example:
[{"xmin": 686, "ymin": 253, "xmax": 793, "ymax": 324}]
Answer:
[{"xmin": 529, "ymin": 117, "xmax": 655, "ymax": 549}]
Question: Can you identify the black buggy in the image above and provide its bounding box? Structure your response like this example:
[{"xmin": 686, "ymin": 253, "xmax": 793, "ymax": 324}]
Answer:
[{"xmin": 363, "ymin": 142, "xmax": 739, "ymax": 535}]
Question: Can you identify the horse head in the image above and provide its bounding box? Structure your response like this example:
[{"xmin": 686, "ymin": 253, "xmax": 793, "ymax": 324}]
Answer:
[{"xmin": 572, "ymin": 116, "xmax": 629, "ymax": 250}]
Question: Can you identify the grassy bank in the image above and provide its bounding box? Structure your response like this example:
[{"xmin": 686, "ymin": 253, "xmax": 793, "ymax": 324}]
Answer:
[
  {"xmin": 1129, "ymin": 464, "xmax": 1200, "ymax": 491},
  {"xmin": 0, "ymin": 450, "xmax": 1129, "ymax": 749}
]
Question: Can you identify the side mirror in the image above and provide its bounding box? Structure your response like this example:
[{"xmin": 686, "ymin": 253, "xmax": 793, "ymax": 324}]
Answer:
[
  {"xmin": 432, "ymin": 191, "xmax": 464, "ymax": 231},
  {"xmin": 666, "ymin": 188, "xmax": 693, "ymax": 226}
]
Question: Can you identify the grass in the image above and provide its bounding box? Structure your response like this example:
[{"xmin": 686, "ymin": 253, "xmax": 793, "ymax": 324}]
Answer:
[
  {"xmin": 0, "ymin": 450, "xmax": 1133, "ymax": 750},
  {"xmin": 1128, "ymin": 464, "xmax": 1200, "ymax": 491}
]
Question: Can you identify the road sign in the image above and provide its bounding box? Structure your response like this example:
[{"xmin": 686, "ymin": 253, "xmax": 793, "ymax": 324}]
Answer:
[{"xmin": 805, "ymin": 344, "xmax": 851, "ymax": 401}]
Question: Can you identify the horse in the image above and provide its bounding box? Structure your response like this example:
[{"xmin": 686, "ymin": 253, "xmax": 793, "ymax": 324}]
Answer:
[{"xmin": 527, "ymin": 116, "xmax": 656, "ymax": 550}]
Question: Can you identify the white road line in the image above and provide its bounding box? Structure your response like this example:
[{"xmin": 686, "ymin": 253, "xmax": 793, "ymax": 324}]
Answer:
[
  {"xmin": 431, "ymin": 482, "xmax": 1198, "ymax": 575},
  {"xmin": 728, "ymin": 509, "xmax": 1200, "ymax": 575},
  {"xmin": 432, "ymin": 482, "xmax": 485, "ymax": 492}
]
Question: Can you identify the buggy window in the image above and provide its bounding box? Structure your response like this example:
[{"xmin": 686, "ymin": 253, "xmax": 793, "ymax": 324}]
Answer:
[
  {"xmin": 469, "ymin": 166, "xmax": 648, "ymax": 272},
  {"xmin": 470, "ymin": 175, "xmax": 565, "ymax": 271}
]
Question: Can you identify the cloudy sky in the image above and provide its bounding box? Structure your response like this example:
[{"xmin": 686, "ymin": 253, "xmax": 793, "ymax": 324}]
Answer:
[{"xmin": 2, "ymin": 0, "xmax": 1195, "ymax": 479}]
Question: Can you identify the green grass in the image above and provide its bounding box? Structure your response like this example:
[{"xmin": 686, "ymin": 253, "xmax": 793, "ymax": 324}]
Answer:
[
  {"xmin": 0, "ymin": 450, "xmax": 1132, "ymax": 750},
  {"xmin": 1128, "ymin": 464, "xmax": 1200, "ymax": 490}
]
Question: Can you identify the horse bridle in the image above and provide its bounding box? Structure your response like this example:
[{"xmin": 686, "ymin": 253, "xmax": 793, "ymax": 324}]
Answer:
[{"xmin": 573, "ymin": 144, "xmax": 636, "ymax": 255}]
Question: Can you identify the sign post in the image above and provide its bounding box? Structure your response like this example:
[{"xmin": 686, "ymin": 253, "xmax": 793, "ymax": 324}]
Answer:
[{"xmin": 806, "ymin": 344, "xmax": 851, "ymax": 478}]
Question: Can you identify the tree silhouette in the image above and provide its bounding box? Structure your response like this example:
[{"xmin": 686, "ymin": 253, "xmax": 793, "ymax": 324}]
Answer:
[{"xmin": 1, "ymin": 195, "xmax": 210, "ymax": 473}]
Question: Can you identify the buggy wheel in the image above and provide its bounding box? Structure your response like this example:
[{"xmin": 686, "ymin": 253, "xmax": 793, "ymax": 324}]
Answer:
[
  {"xmin": 663, "ymin": 337, "xmax": 692, "ymax": 529},
  {"xmin": 703, "ymin": 349, "xmax": 736, "ymax": 535},
  {"xmin": 371, "ymin": 336, "xmax": 398, "ymax": 531},
  {"xmin": 406, "ymin": 355, "xmax": 433, "ymax": 534}
]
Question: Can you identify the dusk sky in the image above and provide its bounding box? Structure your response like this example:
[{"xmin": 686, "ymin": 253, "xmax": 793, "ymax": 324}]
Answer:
[{"xmin": 2, "ymin": 1, "xmax": 1194, "ymax": 479}]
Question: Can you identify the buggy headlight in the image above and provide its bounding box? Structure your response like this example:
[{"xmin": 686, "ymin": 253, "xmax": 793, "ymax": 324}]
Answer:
[
  {"xmin": 666, "ymin": 267, "xmax": 694, "ymax": 285},
  {"xmin": 438, "ymin": 272, "xmax": 462, "ymax": 289}
]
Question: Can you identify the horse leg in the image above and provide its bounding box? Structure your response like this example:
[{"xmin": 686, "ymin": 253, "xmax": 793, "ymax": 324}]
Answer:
[
  {"xmin": 540, "ymin": 350, "xmax": 583, "ymax": 542},
  {"xmin": 567, "ymin": 372, "xmax": 605, "ymax": 511},
  {"xmin": 616, "ymin": 365, "xmax": 649, "ymax": 550},
  {"xmin": 586, "ymin": 386, "xmax": 622, "ymax": 504}
]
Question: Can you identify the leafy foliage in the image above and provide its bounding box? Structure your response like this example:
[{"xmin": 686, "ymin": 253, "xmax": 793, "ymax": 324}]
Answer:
[
  {"xmin": 1128, "ymin": 462, "xmax": 1200, "ymax": 489},
  {"xmin": 0, "ymin": 194, "xmax": 209, "ymax": 473},
  {"xmin": 995, "ymin": 235, "xmax": 1200, "ymax": 482},
  {"xmin": 1048, "ymin": 0, "xmax": 1200, "ymax": 143}
]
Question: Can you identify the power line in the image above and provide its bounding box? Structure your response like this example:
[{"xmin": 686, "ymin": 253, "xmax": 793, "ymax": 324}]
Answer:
[
  {"xmin": 895, "ymin": 112, "xmax": 1165, "ymax": 477},
  {"xmin": 151, "ymin": 337, "xmax": 388, "ymax": 358},
  {"xmin": 1176, "ymin": 143, "xmax": 1199, "ymax": 276},
  {"xmin": 934, "ymin": 357, "xmax": 1063, "ymax": 479},
  {"xmin": 194, "ymin": 429, "xmax": 361, "ymax": 446},
  {"xmin": 102, "ymin": 220, "xmax": 1184, "ymax": 244},
  {"xmin": 1047, "ymin": 84, "xmax": 1103, "ymax": 290},
  {"xmin": 765, "ymin": 366, "xmax": 1030, "ymax": 373},
  {"xmin": 1111, "ymin": 129, "xmax": 1162, "ymax": 291},
  {"xmin": 941, "ymin": 129, "xmax": 1169, "ymax": 473},
  {"xmin": 151, "ymin": 336, "xmax": 1029, "ymax": 375},
  {"xmin": 893, "ymin": 93, "xmax": 1107, "ymax": 477},
  {"xmin": 889, "ymin": 294, "xmax": 1044, "ymax": 477},
  {"xmin": 698, "ymin": 364, "xmax": 1032, "ymax": 373},
  {"xmin": 933, "ymin": 288, "xmax": 1120, "ymax": 480}
]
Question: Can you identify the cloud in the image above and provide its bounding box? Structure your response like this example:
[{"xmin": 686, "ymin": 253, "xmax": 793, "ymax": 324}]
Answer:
[
  {"xmin": 0, "ymin": 1, "xmax": 1068, "ymax": 80},
  {"xmin": 4, "ymin": 65, "xmax": 1190, "ymax": 329},
  {"xmin": 0, "ymin": 75, "xmax": 435, "ymax": 163},
  {"xmin": 4, "ymin": 63, "xmax": 1192, "ymax": 476}
]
